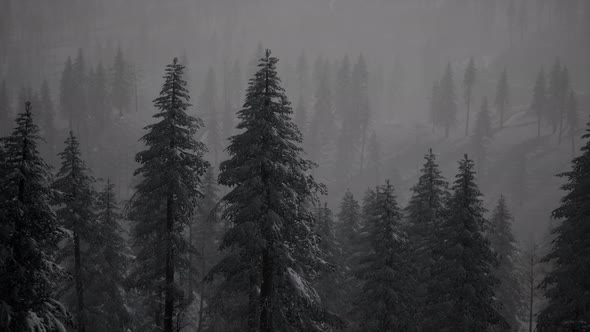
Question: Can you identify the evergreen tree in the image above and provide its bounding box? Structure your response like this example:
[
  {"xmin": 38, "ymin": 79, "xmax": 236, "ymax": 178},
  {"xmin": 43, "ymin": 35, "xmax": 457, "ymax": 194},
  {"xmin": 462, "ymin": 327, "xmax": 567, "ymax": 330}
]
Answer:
[
  {"xmin": 405, "ymin": 149, "xmax": 449, "ymax": 323},
  {"xmin": 335, "ymin": 55, "xmax": 352, "ymax": 123},
  {"xmin": 425, "ymin": 155, "xmax": 506, "ymax": 331},
  {"xmin": 0, "ymin": 102, "xmax": 71, "ymax": 331},
  {"xmin": 208, "ymin": 50, "xmax": 340, "ymax": 332},
  {"xmin": 352, "ymin": 54, "xmax": 371, "ymax": 173},
  {"xmin": 510, "ymin": 153, "xmax": 528, "ymax": 208},
  {"xmin": 557, "ymin": 66, "xmax": 570, "ymax": 145},
  {"xmin": 308, "ymin": 57, "xmax": 334, "ymax": 166},
  {"xmin": 0, "ymin": 80, "xmax": 10, "ymax": 136},
  {"xmin": 548, "ymin": 58, "xmax": 563, "ymax": 133},
  {"xmin": 495, "ymin": 68, "xmax": 510, "ymax": 129},
  {"xmin": 222, "ymin": 59, "xmax": 242, "ymax": 145},
  {"xmin": 439, "ymin": 63, "xmax": 457, "ymax": 138},
  {"xmin": 296, "ymin": 50, "xmax": 310, "ymax": 100},
  {"xmin": 72, "ymin": 49, "xmax": 88, "ymax": 130},
  {"xmin": 52, "ymin": 131, "xmax": 98, "ymax": 332},
  {"xmin": 471, "ymin": 97, "xmax": 492, "ymax": 177},
  {"xmin": 200, "ymin": 67, "xmax": 220, "ymax": 165},
  {"xmin": 89, "ymin": 62, "xmax": 109, "ymax": 131},
  {"xmin": 367, "ymin": 131, "xmax": 381, "ymax": 187},
  {"xmin": 488, "ymin": 196, "xmax": 522, "ymax": 331},
  {"xmin": 314, "ymin": 203, "xmax": 342, "ymax": 317},
  {"xmin": 531, "ymin": 68, "xmax": 547, "ymax": 138},
  {"xmin": 429, "ymin": 80, "xmax": 442, "ymax": 131},
  {"xmin": 85, "ymin": 180, "xmax": 131, "ymax": 332},
  {"xmin": 60, "ymin": 56, "xmax": 75, "ymax": 124},
  {"xmin": 111, "ymin": 47, "xmax": 131, "ymax": 117},
  {"xmin": 294, "ymin": 94, "xmax": 307, "ymax": 135},
  {"xmin": 565, "ymin": 89, "xmax": 578, "ymax": 157},
  {"xmin": 127, "ymin": 58, "xmax": 209, "ymax": 332},
  {"xmin": 354, "ymin": 181, "xmax": 413, "ymax": 331},
  {"xmin": 463, "ymin": 56, "xmax": 477, "ymax": 136},
  {"xmin": 538, "ymin": 117, "xmax": 590, "ymax": 331},
  {"xmin": 39, "ymin": 80, "xmax": 56, "ymax": 163}
]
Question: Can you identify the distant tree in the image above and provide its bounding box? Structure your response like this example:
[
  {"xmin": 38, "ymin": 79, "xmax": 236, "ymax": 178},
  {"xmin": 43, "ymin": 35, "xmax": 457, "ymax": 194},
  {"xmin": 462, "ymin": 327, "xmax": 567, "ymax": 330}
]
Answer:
[
  {"xmin": 39, "ymin": 80, "xmax": 57, "ymax": 162},
  {"xmin": 72, "ymin": 49, "xmax": 88, "ymax": 130},
  {"xmin": 405, "ymin": 149, "xmax": 449, "ymax": 325},
  {"xmin": 488, "ymin": 196, "xmax": 522, "ymax": 331},
  {"xmin": 0, "ymin": 102, "xmax": 71, "ymax": 332},
  {"xmin": 60, "ymin": 56, "xmax": 75, "ymax": 124},
  {"xmin": 531, "ymin": 68, "xmax": 547, "ymax": 138},
  {"xmin": 367, "ymin": 131, "xmax": 382, "ymax": 187},
  {"xmin": 439, "ymin": 63, "xmax": 457, "ymax": 138},
  {"xmin": 127, "ymin": 58, "xmax": 209, "ymax": 332},
  {"xmin": 565, "ymin": 89, "xmax": 578, "ymax": 157},
  {"xmin": 510, "ymin": 153, "xmax": 528, "ymax": 208},
  {"xmin": 495, "ymin": 68, "xmax": 510, "ymax": 128},
  {"xmin": 388, "ymin": 54, "xmax": 405, "ymax": 121},
  {"xmin": 429, "ymin": 80, "xmax": 442, "ymax": 131},
  {"xmin": 520, "ymin": 236, "xmax": 546, "ymax": 332},
  {"xmin": 0, "ymin": 80, "xmax": 10, "ymax": 136},
  {"xmin": 471, "ymin": 97, "xmax": 492, "ymax": 176},
  {"xmin": 557, "ymin": 66, "xmax": 570, "ymax": 145},
  {"xmin": 517, "ymin": 0, "xmax": 529, "ymax": 40},
  {"xmin": 86, "ymin": 180, "xmax": 131, "ymax": 332},
  {"xmin": 88, "ymin": 62, "xmax": 109, "ymax": 131},
  {"xmin": 547, "ymin": 58, "xmax": 564, "ymax": 133},
  {"xmin": 335, "ymin": 55, "xmax": 352, "ymax": 123},
  {"xmin": 207, "ymin": 50, "xmax": 340, "ymax": 332},
  {"xmin": 308, "ymin": 57, "xmax": 334, "ymax": 166},
  {"xmin": 425, "ymin": 155, "xmax": 507, "ymax": 331},
  {"xmin": 294, "ymin": 94, "xmax": 307, "ymax": 135},
  {"xmin": 200, "ymin": 67, "xmax": 220, "ymax": 165},
  {"xmin": 53, "ymin": 131, "xmax": 98, "ymax": 332},
  {"xmin": 352, "ymin": 54, "xmax": 371, "ymax": 172},
  {"xmin": 463, "ymin": 56, "xmax": 477, "ymax": 136},
  {"xmin": 334, "ymin": 55, "xmax": 356, "ymax": 183},
  {"xmin": 296, "ymin": 50, "xmax": 310, "ymax": 100},
  {"xmin": 314, "ymin": 203, "xmax": 342, "ymax": 316},
  {"xmin": 538, "ymin": 117, "xmax": 590, "ymax": 331},
  {"xmin": 111, "ymin": 47, "xmax": 132, "ymax": 117},
  {"xmin": 222, "ymin": 60, "xmax": 242, "ymax": 145},
  {"xmin": 354, "ymin": 181, "xmax": 413, "ymax": 331}
]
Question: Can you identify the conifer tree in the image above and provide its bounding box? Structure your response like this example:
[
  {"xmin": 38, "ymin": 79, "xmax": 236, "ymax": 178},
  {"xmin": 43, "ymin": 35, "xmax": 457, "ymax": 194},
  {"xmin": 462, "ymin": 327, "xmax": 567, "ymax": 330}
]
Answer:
[
  {"xmin": 548, "ymin": 58, "xmax": 563, "ymax": 133},
  {"xmin": 367, "ymin": 131, "xmax": 381, "ymax": 187},
  {"xmin": 488, "ymin": 196, "xmax": 522, "ymax": 331},
  {"xmin": 89, "ymin": 62, "xmax": 109, "ymax": 131},
  {"xmin": 0, "ymin": 80, "xmax": 10, "ymax": 136},
  {"xmin": 352, "ymin": 54, "xmax": 371, "ymax": 172},
  {"xmin": 429, "ymin": 80, "xmax": 441, "ymax": 131},
  {"xmin": 531, "ymin": 68, "xmax": 547, "ymax": 138},
  {"xmin": 294, "ymin": 94, "xmax": 307, "ymax": 135},
  {"xmin": 495, "ymin": 68, "xmax": 510, "ymax": 128},
  {"xmin": 334, "ymin": 55, "xmax": 355, "ymax": 183},
  {"xmin": 308, "ymin": 57, "xmax": 334, "ymax": 166},
  {"xmin": 86, "ymin": 180, "xmax": 131, "ymax": 332},
  {"xmin": 72, "ymin": 49, "xmax": 88, "ymax": 130},
  {"xmin": 565, "ymin": 89, "xmax": 578, "ymax": 157},
  {"xmin": 53, "ymin": 131, "xmax": 98, "ymax": 332},
  {"xmin": 127, "ymin": 58, "xmax": 209, "ymax": 332},
  {"xmin": 314, "ymin": 203, "xmax": 341, "ymax": 317},
  {"xmin": 354, "ymin": 181, "xmax": 413, "ymax": 331},
  {"xmin": 439, "ymin": 63, "xmax": 457, "ymax": 138},
  {"xmin": 111, "ymin": 47, "xmax": 131, "ymax": 117},
  {"xmin": 296, "ymin": 50, "xmax": 310, "ymax": 100},
  {"xmin": 39, "ymin": 80, "xmax": 56, "ymax": 162},
  {"xmin": 208, "ymin": 50, "xmax": 339, "ymax": 332},
  {"xmin": 557, "ymin": 66, "xmax": 570, "ymax": 145},
  {"xmin": 60, "ymin": 56, "xmax": 75, "ymax": 124},
  {"xmin": 463, "ymin": 56, "xmax": 477, "ymax": 136},
  {"xmin": 200, "ymin": 67, "xmax": 220, "ymax": 165},
  {"xmin": 405, "ymin": 149, "xmax": 449, "ymax": 321},
  {"xmin": 335, "ymin": 55, "xmax": 352, "ymax": 123},
  {"xmin": 471, "ymin": 97, "xmax": 492, "ymax": 176},
  {"xmin": 538, "ymin": 117, "xmax": 590, "ymax": 331},
  {"xmin": 425, "ymin": 155, "xmax": 506, "ymax": 331},
  {"xmin": 0, "ymin": 102, "xmax": 71, "ymax": 331}
]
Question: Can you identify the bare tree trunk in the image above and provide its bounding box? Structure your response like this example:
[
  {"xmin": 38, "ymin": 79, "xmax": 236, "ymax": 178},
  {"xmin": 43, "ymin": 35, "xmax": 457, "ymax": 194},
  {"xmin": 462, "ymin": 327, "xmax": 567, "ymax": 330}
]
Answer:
[
  {"xmin": 74, "ymin": 232, "xmax": 86, "ymax": 332},
  {"xmin": 196, "ymin": 231, "xmax": 207, "ymax": 332},
  {"xmin": 529, "ymin": 252, "xmax": 534, "ymax": 332},
  {"xmin": 164, "ymin": 195, "xmax": 175, "ymax": 332}
]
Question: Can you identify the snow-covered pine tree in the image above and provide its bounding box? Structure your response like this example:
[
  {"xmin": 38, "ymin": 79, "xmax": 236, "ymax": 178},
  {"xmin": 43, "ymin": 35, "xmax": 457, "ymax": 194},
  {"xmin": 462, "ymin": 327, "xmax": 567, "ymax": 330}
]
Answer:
[
  {"xmin": 537, "ymin": 117, "xmax": 590, "ymax": 331},
  {"xmin": 200, "ymin": 67, "xmax": 220, "ymax": 165},
  {"xmin": 85, "ymin": 180, "xmax": 131, "ymax": 332},
  {"xmin": 488, "ymin": 195, "xmax": 522, "ymax": 331},
  {"xmin": 354, "ymin": 180, "xmax": 413, "ymax": 331},
  {"xmin": 0, "ymin": 80, "xmax": 10, "ymax": 136},
  {"xmin": 425, "ymin": 155, "xmax": 507, "ymax": 331},
  {"xmin": 208, "ymin": 49, "xmax": 339, "ymax": 332},
  {"xmin": 405, "ymin": 149, "xmax": 449, "ymax": 323},
  {"xmin": 463, "ymin": 56, "xmax": 477, "ymax": 136},
  {"xmin": 127, "ymin": 58, "xmax": 209, "ymax": 332},
  {"xmin": 52, "ymin": 130, "xmax": 98, "ymax": 332},
  {"xmin": 0, "ymin": 102, "xmax": 71, "ymax": 331},
  {"xmin": 439, "ymin": 63, "xmax": 457, "ymax": 138},
  {"xmin": 495, "ymin": 68, "xmax": 510, "ymax": 129}
]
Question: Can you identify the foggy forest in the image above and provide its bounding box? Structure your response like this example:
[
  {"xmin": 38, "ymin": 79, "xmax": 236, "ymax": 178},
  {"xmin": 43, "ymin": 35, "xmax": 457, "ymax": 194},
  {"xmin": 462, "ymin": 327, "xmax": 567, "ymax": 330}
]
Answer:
[{"xmin": 0, "ymin": 0, "xmax": 589, "ymax": 331}]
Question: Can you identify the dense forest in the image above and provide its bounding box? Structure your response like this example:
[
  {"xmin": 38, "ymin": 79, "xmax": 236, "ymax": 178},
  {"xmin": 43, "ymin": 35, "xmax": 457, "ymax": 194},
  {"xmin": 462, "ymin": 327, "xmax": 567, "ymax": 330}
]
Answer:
[{"xmin": 1, "ymin": 0, "xmax": 589, "ymax": 331}]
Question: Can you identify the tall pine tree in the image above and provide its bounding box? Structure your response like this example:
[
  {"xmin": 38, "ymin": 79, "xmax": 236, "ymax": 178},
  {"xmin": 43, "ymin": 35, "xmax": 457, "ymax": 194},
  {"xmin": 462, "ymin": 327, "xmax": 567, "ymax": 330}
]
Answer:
[
  {"xmin": 495, "ymin": 68, "xmax": 510, "ymax": 129},
  {"xmin": 439, "ymin": 63, "xmax": 457, "ymax": 138},
  {"xmin": 463, "ymin": 56, "xmax": 477, "ymax": 136},
  {"xmin": 531, "ymin": 68, "xmax": 547, "ymax": 139}
]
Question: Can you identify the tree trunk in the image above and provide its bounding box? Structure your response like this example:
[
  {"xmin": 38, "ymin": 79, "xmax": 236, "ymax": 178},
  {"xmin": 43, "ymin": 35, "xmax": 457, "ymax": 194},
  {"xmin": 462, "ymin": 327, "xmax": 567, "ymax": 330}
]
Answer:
[
  {"xmin": 196, "ymin": 229, "xmax": 207, "ymax": 332},
  {"xmin": 465, "ymin": 94, "xmax": 471, "ymax": 136},
  {"xmin": 248, "ymin": 271, "xmax": 260, "ymax": 332},
  {"xmin": 259, "ymin": 248, "xmax": 274, "ymax": 332},
  {"xmin": 164, "ymin": 194, "xmax": 175, "ymax": 332},
  {"xmin": 529, "ymin": 253, "xmax": 534, "ymax": 332},
  {"xmin": 359, "ymin": 124, "xmax": 367, "ymax": 175},
  {"xmin": 74, "ymin": 232, "xmax": 86, "ymax": 332},
  {"xmin": 558, "ymin": 111, "xmax": 564, "ymax": 145}
]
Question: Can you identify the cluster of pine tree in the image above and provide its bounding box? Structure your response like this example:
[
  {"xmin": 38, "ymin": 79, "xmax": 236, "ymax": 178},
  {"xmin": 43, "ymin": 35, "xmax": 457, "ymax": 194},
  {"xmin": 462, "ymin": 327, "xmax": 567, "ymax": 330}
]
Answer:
[{"xmin": 2, "ymin": 46, "xmax": 589, "ymax": 332}]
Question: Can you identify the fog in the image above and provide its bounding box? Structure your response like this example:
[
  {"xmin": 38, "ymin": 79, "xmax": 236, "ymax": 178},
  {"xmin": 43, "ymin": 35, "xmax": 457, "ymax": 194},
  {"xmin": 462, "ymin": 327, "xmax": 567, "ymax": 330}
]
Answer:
[{"xmin": 1, "ymin": 0, "xmax": 589, "ymax": 331}]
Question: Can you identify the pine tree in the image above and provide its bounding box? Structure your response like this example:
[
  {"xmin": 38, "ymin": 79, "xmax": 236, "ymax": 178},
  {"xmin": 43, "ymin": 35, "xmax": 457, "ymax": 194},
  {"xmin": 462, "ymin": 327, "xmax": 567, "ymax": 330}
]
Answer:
[
  {"xmin": 72, "ymin": 49, "xmax": 88, "ymax": 131},
  {"xmin": 557, "ymin": 66, "xmax": 570, "ymax": 145},
  {"xmin": 127, "ymin": 58, "xmax": 209, "ymax": 332},
  {"xmin": 548, "ymin": 58, "xmax": 563, "ymax": 133},
  {"xmin": 111, "ymin": 47, "xmax": 131, "ymax": 117},
  {"xmin": 565, "ymin": 89, "xmax": 578, "ymax": 157},
  {"xmin": 471, "ymin": 97, "xmax": 492, "ymax": 177},
  {"xmin": 0, "ymin": 102, "xmax": 71, "ymax": 331},
  {"xmin": 334, "ymin": 55, "xmax": 355, "ymax": 184},
  {"xmin": 352, "ymin": 54, "xmax": 371, "ymax": 173},
  {"xmin": 0, "ymin": 80, "xmax": 10, "ymax": 136},
  {"xmin": 335, "ymin": 55, "xmax": 352, "ymax": 123},
  {"xmin": 354, "ymin": 181, "xmax": 413, "ymax": 331},
  {"xmin": 463, "ymin": 56, "xmax": 477, "ymax": 136},
  {"xmin": 208, "ymin": 50, "xmax": 340, "ymax": 332},
  {"xmin": 405, "ymin": 149, "xmax": 449, "ymax": 323},
  {"xmin": 308, "ymin": 57, "xmax": 334, "ymax": 166},
  {"xmin": 39, "ymin": 80, "xmax": 56, "ymax": 163},
  {"xmin": 429, "ymin": 80, "xmax": 441, "ymax": 131},
  {"xmin": 425, "ymin": 155, "xmax": 506, "ymax": 331},
  {"xmin": 495, "ymin": 68, "xmax": 510, "ymax": 129},
  {"xmin": 200, "ymin": 67, "xmax": 220, "ymax": 165},
  {"xmin": 296, "ymin": 50, "xmax": 310, "ymax": 100},
  {"xmin": 531, "ymin": 68, "xmax": 547, "ymax": 139},
  {"xmin": 537, "ymin": 117, "xmax": 590, "ymax": 331},
  {"xmin": 294, "ymin": 94, "xmax": 307, "ymax": 135},
  {"xmin": 52, "ymin": 131, "xmax": 98, "ymax": 332},
  {"xmin": 90, "ymin": 62, "xmax": 109, "ymax": 131},
  {"xmin": 439, "ymin": 63, "xmax": 457, "ymax": 138},
  {"xmin": 314, "ymin": 203, "xmax": 342, "ymax": 317},
  {"xmin": 85, "ymin": 180, "xmax": 131, "ymax": 332},
  {"xmin": 60, "ymin": 56, "xmax": 75, "ymax": 124},
  {"xmin": 488, "ymin": 196, "xmax": 522, "ymax": 331},
  {"xmin": 367, "ymin": 131, "xmax": 381, "ymax": 187}
]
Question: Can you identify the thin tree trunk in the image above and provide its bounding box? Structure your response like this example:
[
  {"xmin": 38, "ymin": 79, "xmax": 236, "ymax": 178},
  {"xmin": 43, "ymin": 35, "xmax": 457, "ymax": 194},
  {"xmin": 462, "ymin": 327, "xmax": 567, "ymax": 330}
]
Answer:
[
  {"xmin": 164, "ymin": 194, "xmax": 175, "ymax": 332},
  {"xmin": 465, "ymin": 94, "xmax": 471, "ymax": 136},
  {"xmin": 196, "ymin": 230, "xmax": 207, "ymax": 332},
  {"xmin": 74, "ymin": 232, "xmax": 85, "ymax": 332},
  {"xmin": 529, "ymin": 253, "xmax": 534, "ymax": 332},
  {"xmin": 359, "ymin": 124, "xmax": 367, "ymax": 175},
  {"xmin": 558, "ymin": 110, "xmax": 564, "ymax": 145}
]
